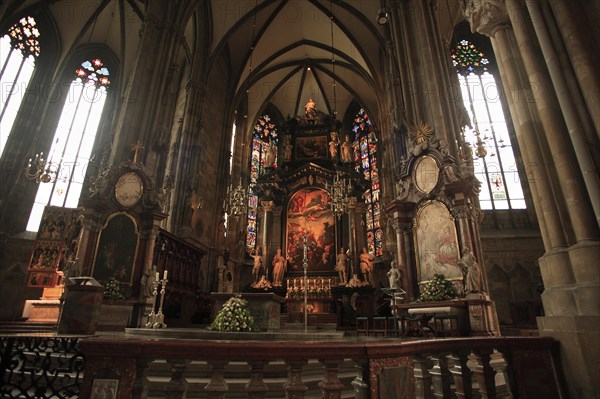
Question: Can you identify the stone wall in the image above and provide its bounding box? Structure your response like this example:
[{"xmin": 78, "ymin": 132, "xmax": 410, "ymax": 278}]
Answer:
[{"xmin": 480, "ymin": 210, "xmax": 544, "ymax": 325}]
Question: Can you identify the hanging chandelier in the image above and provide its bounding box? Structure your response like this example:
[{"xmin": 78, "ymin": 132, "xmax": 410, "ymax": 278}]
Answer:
[
  {"xmin": 24, "ymin": 152, "xmax": 60, "ymax": 184},
  {"xmin": 224, "ymin": 183, "xmax": 248, "ymax": 219},
  {"xmin": 328, "ymin": 171, "xmax": 351, "ymax": 218}
]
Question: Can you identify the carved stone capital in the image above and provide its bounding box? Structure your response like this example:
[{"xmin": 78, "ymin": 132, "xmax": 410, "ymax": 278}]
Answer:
[{"xmin": 461, "ymin": 0, "xmax": 510, "ymax": 37}]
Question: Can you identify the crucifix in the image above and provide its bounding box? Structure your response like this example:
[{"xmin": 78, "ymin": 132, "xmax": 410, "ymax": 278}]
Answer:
[{"xmin": 301, "ymin": 233, "xmax": 316, "ymax": 333}]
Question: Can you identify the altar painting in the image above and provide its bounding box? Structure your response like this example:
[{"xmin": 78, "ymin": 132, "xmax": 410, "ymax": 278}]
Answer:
[
  {"xmin": 92, "ymin": 213, "xmax": 139, "ymax": 285},
  {"xmin": 286, "ymin": 188, "xmax": 335, "ymax": 272},
  {"xmin": 413, "ymin": 201, "xmax": 462, "ymax": 282}
]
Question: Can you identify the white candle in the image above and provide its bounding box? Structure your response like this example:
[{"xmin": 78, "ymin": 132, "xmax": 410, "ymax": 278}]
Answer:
[
  {"xmin": 155, "ymin": 272, "xmax": 159, "ymax": 281},
  {"xmin": 163, "ymin": 270, "xmax": 168, "ymax": 279}
]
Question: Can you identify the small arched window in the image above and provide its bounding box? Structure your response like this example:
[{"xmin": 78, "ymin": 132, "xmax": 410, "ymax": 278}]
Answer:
[
  {"xmin": 26, "ymin": 58, "xmax": 111, "ymax": 231},
  {"xmin": 0, "ymin": 16, "xmax": 40, "ymax": 157}
]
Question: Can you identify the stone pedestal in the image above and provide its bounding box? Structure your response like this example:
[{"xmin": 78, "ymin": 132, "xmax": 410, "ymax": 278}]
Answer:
[
  {"xmin": 210, "ymin": 292, "xmax": 285, "ymax": 331},
  {"xmin": 465, "ymin": 294, "xmax": 499, "ymax": 336},
  {"xmin": 57, "ymin": 277, "xmax": 104, "ymax": 335}
]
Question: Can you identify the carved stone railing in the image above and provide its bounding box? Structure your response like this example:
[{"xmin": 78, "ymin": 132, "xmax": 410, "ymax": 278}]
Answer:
[
  {"xmin": 0, "ymin": 336, "xmax": 84, "ymax": 398},
  {"xmin": 78, "ymin": 336, "xmax": 565, "ymax": 398}
]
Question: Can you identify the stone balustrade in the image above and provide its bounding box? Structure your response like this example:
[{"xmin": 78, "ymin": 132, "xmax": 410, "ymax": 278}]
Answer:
[{"xmin": 77, "ymin": 336, "xmax": 565, "ymax": 398}]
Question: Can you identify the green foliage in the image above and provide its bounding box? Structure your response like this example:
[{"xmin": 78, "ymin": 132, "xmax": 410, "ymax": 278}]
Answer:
[
  {"xmin": 208, "ymin": 295, "xmax": 258, "ymax": 332},
  {"xmin": 417, "ymin": 274, "xmax": 458, "ymax": 302},
  {"xmin": 103, "ymin": 278, "xmax": 125, "ymax": 301}
]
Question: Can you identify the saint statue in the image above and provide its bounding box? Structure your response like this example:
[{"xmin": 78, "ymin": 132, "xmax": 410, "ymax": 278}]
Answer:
[
  {"xmin": 387, "ymin": 257, "xmax": 402, "ymax": 290},
  {"xmin": 359, "ymin": 247, "xmax": 375, "ymax": 285},
  {"xmin": 328, "ymin": 136, "xmax": 339, "ymax": 158},
  {"xmin": 140, "ymin": 264, "xmax": 158, "ymax": 298},
  {"xmin": 335, "ymin": 247, "xmax": 349, "ymax": 285},
  {"xmin": 341, "ymin": 135, "xmax": 353, "ymax": 163},
  {"xmin": 283, "ymin": 136, "xmax": 293, "ymax": 161},
  {"xmin": 305, "ymin": 97, "xmax": 317, "ymax": 123},
  {"xmin": 250, "ymin": 247, "xmax": 263, "ymax": 284},
  {"xmin": 458, "ymin": 247, "xmax": 484, "ymax": 293},
  {"xmin": 264, "ymin": 141, "xmax": 276, "ymax": 167},
  {"xmin": 272, "ymin": 248, "xmax": 287, "ymax": 286}
]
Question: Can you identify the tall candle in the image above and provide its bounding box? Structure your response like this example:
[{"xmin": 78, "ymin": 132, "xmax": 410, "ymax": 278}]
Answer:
[
  {"xmin": 155, "ymin": 272, "xmax": 159, "ymax": 281},
  {"xmin": 163, "ymin": 270, "xmax": 168, "ymax": 279}
]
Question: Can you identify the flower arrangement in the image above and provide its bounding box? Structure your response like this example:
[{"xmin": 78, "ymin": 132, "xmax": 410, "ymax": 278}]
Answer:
[
  {"xmin": 103, "ymin": 278, "xmax": 125, "ymax": 301},
  {"xmin": 208, "ymin": 295, "xmax": 258, "ymax": 332},
  {"xmin": 417, "ymin": 274, "xmax": 458, "ymax": 302}
]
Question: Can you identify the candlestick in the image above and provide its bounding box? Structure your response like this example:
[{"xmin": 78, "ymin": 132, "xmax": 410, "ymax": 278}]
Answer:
[
  {"xmin": 153, "ymin": 276, "xmax": 168, "ymax": 329},
  {"xmin": 145, "ymin": 278, "xmax": 159, "ymax": 328}
]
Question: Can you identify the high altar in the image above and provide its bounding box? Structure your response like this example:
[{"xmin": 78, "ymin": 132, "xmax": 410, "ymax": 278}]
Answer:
[{"xmin": 222, "ymin": 101, "xmax": 498, "ymax": 336}]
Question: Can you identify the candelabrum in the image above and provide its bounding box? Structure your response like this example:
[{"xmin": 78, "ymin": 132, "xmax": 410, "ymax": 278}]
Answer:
[
  {"xmin": 24, "ymin": 152, "xmax": 60, "ymax": 184},
  {"xmin": 223, "ymin": 183, "xmax": 248, "ymax": 219},
  {"xmin": 146, "ymin": 271, "xmax": 168, "ymax": 329},
  {"xmin": 327, "ymin": 171, "xmax": 351, "ymax": 218}
]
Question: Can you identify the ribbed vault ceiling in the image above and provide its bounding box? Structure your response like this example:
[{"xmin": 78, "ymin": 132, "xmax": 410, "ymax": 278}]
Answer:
[{"xmin": 210, "ymin": 0, "xmax": 386, "ymax": 124}]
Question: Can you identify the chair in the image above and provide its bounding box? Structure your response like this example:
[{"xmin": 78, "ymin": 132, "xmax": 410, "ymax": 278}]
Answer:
[
  {"xmin": 356, "ymin": 316, "xmax": 369, "ymax": 336},
  {"xmin": 371, "ymin": 316, "xmax": 388, "ymax": 337}
]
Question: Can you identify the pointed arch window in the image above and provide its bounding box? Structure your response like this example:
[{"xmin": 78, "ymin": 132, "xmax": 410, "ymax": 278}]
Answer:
[
  {"xmin": 246, "ymin": 114, "xmax": 278, "ymax": 251},
  {"xmin": 451, "ymin": 39, "xmax": 526, "ymax": 210},
  {"xmin": 352, "ymin": 109, "xmax": 382, "ymax": 256},
  {"xmin": 26, "ymin": 58, "xmax": 111, "ymax": 231},
  {"xmin": 0, "ymin": 16, "xmax": 40, "ymax": 157}
]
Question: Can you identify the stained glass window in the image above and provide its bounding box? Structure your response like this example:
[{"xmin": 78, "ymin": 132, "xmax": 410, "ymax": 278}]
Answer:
[
  {"xmin": 1, "ymin": 16, "xmax": 40, "ymax": 157},
  {"xmin": 246, "ymin": 114, "xmax": 278, "ymax": 251},
  {"xmin": 26, "ymin": 58, "xmax": 111, "ymax": 231},
  {"xmin": 452, "ymin": 39, "xmax": 525, "ymax": 210},
  {"xmin": 352, "ymin": 109, "xmax": 382, "ymax": 256}
]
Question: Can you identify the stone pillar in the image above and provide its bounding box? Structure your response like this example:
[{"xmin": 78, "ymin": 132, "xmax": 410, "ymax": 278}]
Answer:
[
  {"xmin": 259, "ymin": 200, "xmax": 274, "ymax": 278},
  {"xmin": 507, "ymin": 0, "xmax": 598, "ymax": 241},
  {"xmin": 548, "ymin": 0, "xmax": 600, "ymax": 137},
  {"xmin": 110, "ymin": 1, "xmax": 186, "ymax": 165},
  {"xmin": 387, "ymin": 0, "xmax": 461, "ymax": 156},
  {"xmin": 523, "ymin": 0, "xmax": 600, "ymax": 226},
  {"xmin": 462, "ymin": 1, "xmax": 600, "ymax": 396},
  {"xmin": 170, "ymin": 80, "xmax": 207, "ymax": 238}
]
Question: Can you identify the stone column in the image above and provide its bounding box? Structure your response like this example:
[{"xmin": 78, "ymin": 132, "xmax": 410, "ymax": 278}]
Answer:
[
  {"xmin": 462, "ymin": 1, "xmax": 600, "ymax": 396},
  {"xmin": 548, "ymin": 0, "xmax": 600, "ymax": 137},
  {"xmin": 110, "ymin": 1, "xmax": 186, "ymax": 165},
  {"xmin": 388, "ymin": 0, "xmax": 462, "ymax": 156},
  {"xmin": 523, "ymin": 0, "xmax": 600, "ymax": 227},
  {"xmin": 259, "ymin": 200, "xmax": 274, "ymax": 279},
  {"xmin": 507, "ymin": 0, "xmax": 598, "ymax": 241},
  {"xmin": 170, "ymin": 80, "xmax": 207, "ymax": 237}
]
